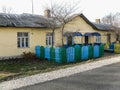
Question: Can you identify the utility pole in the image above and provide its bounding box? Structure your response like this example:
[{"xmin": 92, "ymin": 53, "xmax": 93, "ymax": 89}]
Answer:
[{"xmin": 31, "ymin": 0, "xmax": 34, "ymax": 14}]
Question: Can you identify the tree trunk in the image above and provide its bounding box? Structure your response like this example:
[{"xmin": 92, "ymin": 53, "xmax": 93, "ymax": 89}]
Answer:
[
  {"xmin": 116, "ymin": 34, "xmax": 119, "ymax": 42},
  {"xmin": 52, "ymin": 29, "xmax": 55, "ymax": 47},
  {"xmin": 61, "ymin": 25, "xmax": 65, "ymax": 46}
]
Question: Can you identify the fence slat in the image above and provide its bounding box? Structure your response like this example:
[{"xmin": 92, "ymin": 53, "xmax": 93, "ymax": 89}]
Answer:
[
  {"xmin": 75, "ymin": 45, "xmax": 81, "ymax": 61},
  {"xmin": 60, "ymin": 48, "xmax": 67, "ymax": 63},
  {"xmin": 66, "ymin": 47, "xmax": 75, "ymax": 62},
  {"xmin": 88, "ymin": 45, "xmax": 93, "ymax": 59},
  {"xmin": 99, "ymin": 44, "xmax": 104, "ymax": 56},
  {"xmin": 35, "ymin": 46, "xmax": 41, "ymax": 58},
  {"xmin": 81, "ymin": 46, "xmax": 89, "ymax": 60},
  {"xmin": 50, "ymin": 47, "xmax": 55, "ymax": 62},
  {"xmin": 40, "ymin": 46, "xmax": 45, "ymax": 59},
  {"xmin": 45, "ymin": 47, "xmax": 50, "ymax": 60},
  {"xmin": 55, "ymin": 47, "xmax": 61, "ymax": 63},
  {"xmin": 93, "ymin": 45, "xmax": 99, "ymax": 58}
]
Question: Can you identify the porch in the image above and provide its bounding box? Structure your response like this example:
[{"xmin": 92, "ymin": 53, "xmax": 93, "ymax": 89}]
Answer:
[{"xmin": 63, "ymin": 32, "xmax": 101, "ymax": 47}]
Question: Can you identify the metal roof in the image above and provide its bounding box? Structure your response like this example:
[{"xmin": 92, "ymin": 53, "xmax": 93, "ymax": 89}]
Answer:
[
  {"xmin": 0, "ymin": 13, "xmax": 115, "ymax": 31},
  {"xmin": 79, "ymin": 14, "xmax": 114, "ymax": 31},
  {"xmin": 0, "ymin": 13, "xmax": 50, "ymax": 28}
]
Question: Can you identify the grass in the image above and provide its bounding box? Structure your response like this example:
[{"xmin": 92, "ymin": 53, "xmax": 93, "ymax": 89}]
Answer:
[
  {"xmin": 0, "ymin": 59, "xmax": 60, "ymax": 75},
  {"xmin": 0, "ymin": 59, "xmax": 75, "ymax": 82},
  {"xmin": 0, "ymin": 53, "xmax": 119, "ymax": 82}
]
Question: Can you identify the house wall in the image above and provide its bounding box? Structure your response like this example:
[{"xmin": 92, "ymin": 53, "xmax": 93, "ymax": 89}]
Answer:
[
  {"xmin": 55, "ymin": 16, "xmax": 114, "ymax": 45},
  {"xmin": 110, "ymin": 32, "xmax": 116, "ymax": 43},
  {"xmin": 0, "ymin": 27, "xmax": 52, "ymax": 58}
]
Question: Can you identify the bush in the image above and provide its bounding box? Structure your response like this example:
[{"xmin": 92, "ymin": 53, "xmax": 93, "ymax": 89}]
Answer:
[{"xmin": 21, "ymin": 52, "xmax": 36, "ymax": 60}]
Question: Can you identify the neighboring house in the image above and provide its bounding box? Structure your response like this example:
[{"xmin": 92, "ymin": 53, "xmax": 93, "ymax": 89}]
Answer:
[
  {"xmin": 62, "ymin": 14, "xmax": 115, "ymax": 46},
  {"xmin": 0, "ymin": 11, "xmax": 115, "ymax": 58}
]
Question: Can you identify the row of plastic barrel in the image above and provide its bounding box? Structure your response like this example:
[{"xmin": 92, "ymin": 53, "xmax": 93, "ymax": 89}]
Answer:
[{"xmin": 35, "ymin": 44, "xmax": 104, "ymax": 64}]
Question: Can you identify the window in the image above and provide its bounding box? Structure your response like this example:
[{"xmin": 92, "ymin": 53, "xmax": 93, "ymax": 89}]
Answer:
[
  {"xmin": 46, "ymin": 33, "xmax": 54, "ymax": 46},
  {"xmin": 17, "ymin": 32, "xmax": 29, "ymax": 48},
  {"xmin": 96, "ymin": 36, "xmax": 101, "ymax": 43}
]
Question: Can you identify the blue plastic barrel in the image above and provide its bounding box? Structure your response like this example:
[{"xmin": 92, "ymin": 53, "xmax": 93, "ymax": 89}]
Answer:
[
  {"xmin": 55, "ymin": 47, "xmax": 61, "ymax": 63},
  {"xmin": 66, "ymin": 47, "xmax": 75, "ymax": 62},
  {"xmin": 45, "ymin": 47, "xmax": 50, "ymax": 60},
  {"xmin": 35, "ymin": 46, "xmax": 41, "ymax": 58},
  {"xmin": 81, "ymin": 46, "xmax": 89, "ymax": 60},
  {"xmin": 93, "ymin": 45, "xmax": 99, "ymax": 58},
  {"xmin": 109, "ymin": 44, "xmax": 114, "ymax": 49}
]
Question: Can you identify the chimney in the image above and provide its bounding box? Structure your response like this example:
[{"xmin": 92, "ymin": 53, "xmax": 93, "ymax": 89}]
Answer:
[
  {"xmin": 95, "ymin": 19, "xmax": 100, "ymax": 23},
  {"xmin": 44, "ymin": 9, "xmax": 51, "ymax": 18}
]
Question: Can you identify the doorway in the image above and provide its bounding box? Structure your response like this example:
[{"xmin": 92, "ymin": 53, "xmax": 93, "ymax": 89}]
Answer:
[
  {"xmin": 68, "ymin": 36, "xmax": 72, "ymax": 46},
  {"xmin": 85, "ymin": 36, "xmax": 88, "ymax": 44}
]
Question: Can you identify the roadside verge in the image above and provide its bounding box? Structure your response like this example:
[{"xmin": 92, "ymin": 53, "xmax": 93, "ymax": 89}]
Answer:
[{"xmin": 0, "ymin": 55, "xmax": 120, "ymax": 90}]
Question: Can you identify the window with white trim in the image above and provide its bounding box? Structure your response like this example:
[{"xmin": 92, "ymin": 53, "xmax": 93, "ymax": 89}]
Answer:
[
  {"xmin": 17, "ymin": 32, "xmax": 29, "ymax": 48},
  {"xmin": 96, "ymin": 36, "xmax": 101, "ymax": 43},
  {"xmin": 46, "ymin": 33, "xmax": 54, "ymax": 46}
]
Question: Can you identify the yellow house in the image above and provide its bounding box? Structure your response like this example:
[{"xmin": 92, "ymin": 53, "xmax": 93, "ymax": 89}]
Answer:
[
  {"xmin": 60, "ymin": 14, "xmax": 115, "ymax": 46},
  {"xmin": 0, "ymin": 13, "xmax": 115, "ymax": 59}
]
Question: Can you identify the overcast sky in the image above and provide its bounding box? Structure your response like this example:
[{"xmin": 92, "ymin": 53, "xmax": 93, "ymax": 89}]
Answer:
[{"xmin": 0, "ymin": 0, "xmax": 120, "ymax": 21}]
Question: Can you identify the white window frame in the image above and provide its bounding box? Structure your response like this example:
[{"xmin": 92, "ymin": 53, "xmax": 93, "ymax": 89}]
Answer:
[
  {"xmin": 46, "ymin": 33, "xmax": 54, "ymax": 46},
  {"xmin": 96, "ymin": 36, "xmax": 101, "ymax": 43},
  {"xmin": 17, "ymin": 32, "xmax": 29, "ymax": 48}
]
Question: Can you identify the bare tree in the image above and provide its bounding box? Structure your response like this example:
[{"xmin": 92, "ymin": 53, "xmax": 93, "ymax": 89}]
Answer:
[
  {"xmin": 1, "ymin": 6, "xmax": 13, "ymax": 13},
  {"xmin": 112, "ymin": 26, "xmax": 120, "ymax": 43},
  {"xmin": 101, "ymin": 13, "xmax": 120, "ymax": 42},
  {"xmin": 43, "ymin": 13, "xmax": 58, "ymax": 47},
  {"xmin": 101, "ymin": 13, "xmax": 113, "ymax": 25},
  {"xmin": 44, "ymin": 0, "xmax": 81, "ymax": 46}
]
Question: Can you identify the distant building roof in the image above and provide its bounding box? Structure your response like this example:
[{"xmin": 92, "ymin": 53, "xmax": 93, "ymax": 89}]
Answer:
[
  {"xmin": 92, "ymin": 22, "xmax": 114, "ymax": 31},
  {"xmin": 78, "ymin": 14, "xmax": 114, "ymax": 31}
]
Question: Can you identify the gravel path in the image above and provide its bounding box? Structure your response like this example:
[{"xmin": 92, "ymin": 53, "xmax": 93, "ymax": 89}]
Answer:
[{"xmin": 0, "ymin": 56, "xmax": 120, "ymax": 90}]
